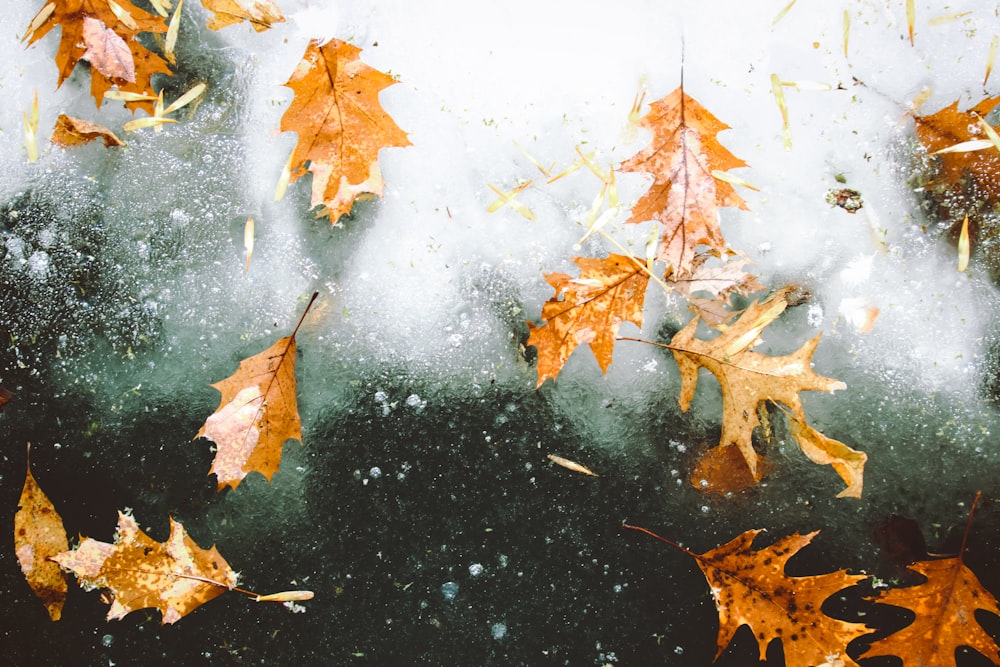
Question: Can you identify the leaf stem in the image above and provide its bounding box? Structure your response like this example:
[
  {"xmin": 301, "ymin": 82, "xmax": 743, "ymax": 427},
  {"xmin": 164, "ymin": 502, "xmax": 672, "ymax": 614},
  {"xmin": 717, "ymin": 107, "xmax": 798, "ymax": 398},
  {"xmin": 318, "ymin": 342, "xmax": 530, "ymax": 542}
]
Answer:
[
  {"xmin": 291, "ymin": 291, "xmax": 320, "ymax": 339},
  {"xmin": 622, "ymin": 522, "xmax": 696, "ymax": 557},
  {"xmin": 596, "ymin": 229, "xmax": 674, "ymax": 295},
  {"xmin": 959, "ymin": 490, "xmax": 982, "ymax": 562}
]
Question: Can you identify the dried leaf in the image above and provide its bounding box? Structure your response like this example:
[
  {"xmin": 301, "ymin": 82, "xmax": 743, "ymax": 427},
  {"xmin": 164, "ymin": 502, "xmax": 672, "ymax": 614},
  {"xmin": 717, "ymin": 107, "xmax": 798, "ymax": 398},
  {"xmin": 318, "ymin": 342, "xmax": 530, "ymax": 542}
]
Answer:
[
  {"xmin": 787, "ymin": 414, "xmax": 866, "ymax": 499},
  {"xmin": 620, "ymin": 86, "xmax": 750, "ymax": 279},
  {"xmin": 547, "ymin": 454, "xmax": 598, "ymax": 476},
  {"xmin": 51, "ymin": 114, "xmax": 124, "ymax": 148},
  {"xmin": 526, "ymin": 254, "xmax": 649, "ymax": 386},
  {"xmin": 53, "ymin": 512, "xmax": 235, "ymax": 624},
  {"xmin": 195, "ymin": 294, "xmax": 316, "ymax": 490},
  {"xmin": 279, "ymin": 39, "xmax": 411, "ymax": 223},
  {"xmin": 670, "ymin": 292, "xmax": 854, "ymax": 488},
  {"xmin": 81, "ymin": 17, "xmax": 135, "ymax": 83},
  {"xmin": 201, "ymin": 0, "xmax": 284, "ymax": 31},
  {"xmin": 15, "ymin": 446, "xmax": 69, "ymax": 621}
]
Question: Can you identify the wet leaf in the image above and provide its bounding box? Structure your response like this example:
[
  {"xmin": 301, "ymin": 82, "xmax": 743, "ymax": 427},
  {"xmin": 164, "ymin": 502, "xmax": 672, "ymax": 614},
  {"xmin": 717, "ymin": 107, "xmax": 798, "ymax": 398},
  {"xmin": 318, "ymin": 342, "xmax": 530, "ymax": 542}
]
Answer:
[
  {"xmin": 201, "ymin": 0, "xmax": 284, "ymax": 31},
  {"xmin": 51, "ymin": 114, "xmax": 124, "ymax": 148},
  {"xmin": 279, "ymin": 39, "xmax": 411, "ymax": 223}
]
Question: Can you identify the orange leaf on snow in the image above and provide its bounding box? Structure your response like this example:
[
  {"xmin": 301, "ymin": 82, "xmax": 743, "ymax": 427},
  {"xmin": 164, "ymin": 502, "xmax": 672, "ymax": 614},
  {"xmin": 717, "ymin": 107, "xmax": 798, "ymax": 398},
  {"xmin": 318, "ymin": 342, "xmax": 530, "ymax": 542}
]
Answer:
[
  {"xmin": 620, "ymin": 87, "xmax": 750, "ymax": 279},
  {"xmin": 23, "ymin": 0, "xmax": 171, "ymax": 112},
  {"xmin": 195, "ymin": 293, "xmax": 317, "ymax": 490},
  {"xmin": 14, "ymin": 446, "xmax": 69, "ymax": 621},
  {"xmin": 526, "ymin": 254, "xmax": 649, "ymax": 386},
  {"xmin": 201, "ymin": 0, "xmax": 284, "ymax": 31},
  {"xmin": 52, "ymin": 512, "xmax": 236, "ymax": 624},
  {"xmin": 51, "ymin": 114, "xmax": 124, "ymax": 148},
  {"xmin": 279, "ymin": 39, "xmax": 411, "ymax": 223}
]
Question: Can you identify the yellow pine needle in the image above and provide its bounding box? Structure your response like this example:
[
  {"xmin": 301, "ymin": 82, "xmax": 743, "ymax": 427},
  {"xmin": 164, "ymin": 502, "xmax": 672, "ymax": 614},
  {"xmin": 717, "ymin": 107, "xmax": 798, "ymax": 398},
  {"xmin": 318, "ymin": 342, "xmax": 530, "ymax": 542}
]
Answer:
[
  {"xmin": 977, "ymin": 115, "xmax": 1000, "ymax": 152},
  {"xmin": 932, "ymin": 139, "xmax": 994, "ymax": 155},
  {"xmin": 254, "ymin": 590, "xmax": 315, "ymax": 603},
  {"xmin": 628, "ymin": 89, "xmax": 646, "ymax": 126},
  {"xmin": 547, "ymin": 454, "xmax": 598, "ymax": 477},
  {"xmin": 575, "ymin": 145, "xmax": 609, "ymax": 184},
  {"xmin": 906, "ymin": 0, "xmax": 915, "ymax": 46},
  {"xmin": 928, "ymin": 11, "xmax": 972, "ymax": 25},
  {"xmin": 579, "ymin": 203, "xmax": 620, "ymax": 245},
  {"xmin": 486, "ymin": 181, "xmax": 535, "ymax": 220},
  {"xmin": 104, "ymin": 90, "xmax": 158, "ymax": 103},
  {"xmin": 244, "ymin": 217, "xmax": 254, "ymax": 273},
  {"xmin": 772, "ymin": 0, "xmax": 798, "ymax": 26},
  {"xmin": 108, "ymin": 0, "xmax": 138, "ymax": 30},
  {"xmin": 22, "ymin": 2, "xmax": 54, "ymax": 42},
  {"xmin": 546, "ymin": 151, "xmax": 593, "ymax": 184},
  {"xmin": 162, "ymin": 82, "xmax": 205, "ymax": 116},
  {"xmin": 274, "ymin": 149, "xmax": 294, "ymax": 201},
  {"xmin": 843, "ymin": 10, "xmax": 850, "ymax": 58},
  {"xmin": 149, "ymin": 0, "xmax": 171, "ymax": 17},
  {"xmin": 645, "ymin": 225, "xmax": 659, "ymax": 274},
  {"xmin": 165, "ymin": 0, "xmax": 183, "ymax": 65},
  {"xmin": 780, "ymin": 80, "xmax": 833, "ymax": 92},
  {"xmin": 513, "ymin": 141, "xmax": 553, "ymax": 177},
  {"xmin": 23, "ymin": 91, "xmax": 39, "ymax": 162},
  {"xmin": 123, "ymin": 116, "xmax": 177, "ymax": 131},
  {"xmin": 986, "ymin": 35, "xmax": 998, "ymax": 87},
  {"xmin": 770, "ymin": 73, "xmax": 792, "ymax": 150},
  {"xmin": 711, "ymin": 169, "xmax": 760, "ymax": 191},
  {"xmin": 958, "ymin": 214, "xmax": 970, "ymax": 272}
]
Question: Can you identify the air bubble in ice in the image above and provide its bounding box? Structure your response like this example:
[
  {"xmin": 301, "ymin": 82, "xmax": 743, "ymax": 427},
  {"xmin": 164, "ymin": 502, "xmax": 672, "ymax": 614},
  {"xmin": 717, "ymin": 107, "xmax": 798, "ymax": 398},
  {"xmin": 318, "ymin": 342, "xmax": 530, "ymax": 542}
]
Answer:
[
  {"xmin": 491, "ymin": 622, "xmax": 507, "ymax": 640},
  {"xmin": 369, "ymin": 467, "xmax": 382, "ymax": 479},
  {"xmin": 440, "ymin": 581, "xmax": 459, "ymax": 601},
  {"xmin": 468, "ymin": 563, "xmax": 483, "ymax": 577},
  {"xmin": 101, "ymin": 634, "xmax": 113, "ymax": 647}
]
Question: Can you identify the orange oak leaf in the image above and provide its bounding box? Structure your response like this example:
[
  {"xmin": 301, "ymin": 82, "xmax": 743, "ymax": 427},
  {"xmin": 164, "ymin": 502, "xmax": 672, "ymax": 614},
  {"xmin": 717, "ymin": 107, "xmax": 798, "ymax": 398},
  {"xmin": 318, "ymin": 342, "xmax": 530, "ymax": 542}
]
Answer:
[
  {"xmin": 52, "ymin": 511, "xmax": 236, "ymax": 624},
  {"xmin": 526, "ymin": 254, "xmax": 650, "ymax": 387},
  {"xmin": 195, "ymin": 293, "xmax": 317, "ymax": 490},
  {"xmin": 863, "ymin": 493, "xmax": 1000, "ymax": 665},
  {"xmin": 200, "ymin": 0, "xmax": 284, "ymax": 31},
  {"xmin": 670, "ymin": 291, "xmax": 863, "ymax": 494},
  {"xmin": 913, "ymin": 95, "xmax": 1000, "ymax": 204},
  {"xmin": 52, "ymin": 114, "xmax": 124, "ymax": 148},
  {"xmin": 620, "ymin": 86, "xmax": 750, "ymax": 279},
  {"xmin": 626, "ymin": 524, "xmax": 871, "ymax": 667},
  {"xmin": 14, "ymin": 445, "xmax": 69, "ymax": 621},
  {"xmin": 22, "ymin": 0, "xmax": 171, "ymax": 112},
  {"xmin": 279, "ymin": 39, "xmax": 411, "ymax": 223},
  {"xmin": 81, "ymin": 16, "xmax": 135, "ymax": 82}
]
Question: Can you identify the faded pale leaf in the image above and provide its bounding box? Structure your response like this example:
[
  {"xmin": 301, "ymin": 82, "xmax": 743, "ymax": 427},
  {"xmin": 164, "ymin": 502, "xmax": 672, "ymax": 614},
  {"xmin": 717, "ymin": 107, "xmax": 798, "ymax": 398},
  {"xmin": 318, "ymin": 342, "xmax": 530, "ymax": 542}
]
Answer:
[
  {"xmin": 526, "ymin": 254, "xmax": 649, "ymax": 386},
  {"xmin": 15, "ymin": 452, "xmax": 69, "ymax": 621},
  {"xmin": 787, "ymin": 415, "xmax": 866, "ymax": 499},
  {"xmin": 280, "ymin": 39, "xmax": 410, "ymax": 223},
  {"xmin": 81, "ymin": 17, "xmax": 135, "ymax": 82},
  {"xmin": 53, "ymin": 512, "xmax": 235, "ymax": 624},
  {"xmin": 52, "ymin": 114, "xmax": 124, "ymax": 148},
  {"xmin": 621, "ymin": 87, "xmax": 749, "ymax": 278}
]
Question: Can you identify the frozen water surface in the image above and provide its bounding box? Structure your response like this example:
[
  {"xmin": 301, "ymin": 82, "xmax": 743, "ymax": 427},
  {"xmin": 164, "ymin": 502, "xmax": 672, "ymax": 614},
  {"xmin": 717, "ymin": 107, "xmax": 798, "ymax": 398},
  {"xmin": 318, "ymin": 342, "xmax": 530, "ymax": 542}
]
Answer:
[{"xmin": 3, "ymin": 0, "xmax": 1000, "ymax": 665}]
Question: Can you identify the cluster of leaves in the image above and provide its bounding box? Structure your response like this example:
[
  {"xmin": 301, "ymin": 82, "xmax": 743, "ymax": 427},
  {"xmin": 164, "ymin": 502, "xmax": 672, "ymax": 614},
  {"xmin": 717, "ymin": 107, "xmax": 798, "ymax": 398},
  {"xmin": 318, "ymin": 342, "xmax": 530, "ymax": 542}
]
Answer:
[
  {"xmin": 627, "ymin": 492, "xmax": 1000, "ymax": 666},
  {"xmin": 521, "ymin": 85, "xmax": 866, "ymax": 498},
  {"xmin": 23, "ymin": 0, "xmax": 410, "ymax": 221},
  {"xmin": 14, "ymin": 293, "xmax": 319, "ymax": 623}
]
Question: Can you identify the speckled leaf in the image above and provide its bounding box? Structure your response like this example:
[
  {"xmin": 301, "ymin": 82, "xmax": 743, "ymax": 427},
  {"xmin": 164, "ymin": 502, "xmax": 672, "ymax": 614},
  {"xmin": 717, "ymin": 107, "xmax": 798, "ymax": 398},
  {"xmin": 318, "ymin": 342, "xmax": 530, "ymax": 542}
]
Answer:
[
  {"xmin": 52, "ymin": 512, "xmax": 236, "ymax": 624},
  {"xmin": 697, "ymin": 529, "xmax": 870, "ymax": 666},
  {"xmin": 15, "ymin": 450, "xmax": 69, "ymax": 621},
  {"xmin": 526, "ymin": 254, "xmax": 649, "ymax": 386},
  {"xmin": 863, "ymin": 557, "xmax": 1000, "ymax": 665}
]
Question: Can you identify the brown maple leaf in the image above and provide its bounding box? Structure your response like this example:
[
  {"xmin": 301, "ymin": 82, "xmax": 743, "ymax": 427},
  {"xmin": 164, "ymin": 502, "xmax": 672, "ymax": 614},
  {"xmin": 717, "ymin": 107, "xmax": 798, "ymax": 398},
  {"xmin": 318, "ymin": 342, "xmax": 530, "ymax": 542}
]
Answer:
[
  {"xmin": 620, "ymin": 87, "xmax": 750, "ymax": 279},
  {"xmin": 626, "ymin": 524, "xmax": 871, "ymax": 667},
  {"xmin": 863, "ymin": 493, "xmax": 1000, "ymax": 665},
  {"xmin": 52, "ymin": 114, "xmax": 124, "ymax": 148},
  {"xmin": 14, "ymin": 445, "xmax": 69, "ymax": 621},
  {"xmin": 670, "ymin": 290, "xmax": 864, "ymax": 494},
  {"xmin": 526, "ymin": 254, "xmax": 650, "ymax": 387},
  {"xmin": 279, "ymin": 39, "xmax": 411, "ymax": 223},
  {"xmin": 200, "ymin": 0, "xmax": 285, "ymax": 31},
  {"xmin": 52, "ymin": 511, "xmax": 236, "ymax": 624},
  {"xmin": 195, "ymin": 293, "xmax": 317, "ymax": 490},
  {"xmin": 81, "ymin": 16, "xmax": 135, "ymax": 82},
  {"xmin": 23, "ymin": 0, "xmax": 171, "ymax": 112}
]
